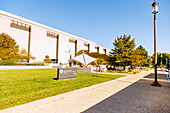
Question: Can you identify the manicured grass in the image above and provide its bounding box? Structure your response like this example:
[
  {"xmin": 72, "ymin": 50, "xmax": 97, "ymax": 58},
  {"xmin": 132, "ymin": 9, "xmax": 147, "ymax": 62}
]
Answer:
[{"xmin": 0, "ymin": 69, "xmax": 125, "ymax": 110}]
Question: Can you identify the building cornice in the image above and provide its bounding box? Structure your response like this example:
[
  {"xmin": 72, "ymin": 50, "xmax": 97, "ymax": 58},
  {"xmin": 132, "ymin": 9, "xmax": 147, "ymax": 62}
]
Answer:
[{"xmin": 0, "ymin": 10, "xmax": 110, "ymax": 50}]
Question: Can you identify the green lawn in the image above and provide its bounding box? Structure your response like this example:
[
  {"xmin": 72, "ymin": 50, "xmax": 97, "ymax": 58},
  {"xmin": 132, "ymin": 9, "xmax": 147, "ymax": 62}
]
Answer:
[{"xmin": 0, "ymin": 69, "xmax": 125, "ymax": 110}]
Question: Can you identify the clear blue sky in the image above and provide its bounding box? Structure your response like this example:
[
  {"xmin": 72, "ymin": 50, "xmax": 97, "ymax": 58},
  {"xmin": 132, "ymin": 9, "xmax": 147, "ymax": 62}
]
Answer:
[{"xmin": 0, "ymin": 0, "xmax": 169, "ymax": 55}]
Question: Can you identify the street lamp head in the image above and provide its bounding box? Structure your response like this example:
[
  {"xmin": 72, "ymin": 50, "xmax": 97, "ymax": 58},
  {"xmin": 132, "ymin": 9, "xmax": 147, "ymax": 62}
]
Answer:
[{"xmin": 152, "ymin": 1, "xmax": 159, "ymax": 14}]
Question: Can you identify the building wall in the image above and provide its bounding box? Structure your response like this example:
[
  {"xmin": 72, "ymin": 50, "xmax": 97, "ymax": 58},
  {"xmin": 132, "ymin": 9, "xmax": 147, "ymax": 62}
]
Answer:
[
  {"xmin": 83, "ymin": 45, "xmax": 88, "ymax": 51},
  {"xmin": 0, "ymin": 16, "xmax": 29, "ymax": 52},
  {"xmin": 106, "ymin": 48, "xmax": 110, "ymax": 55},
  {"xmin": 0, "ymin": 10, "xmax": 110, "ymax": 64},
  {"xmin": 30, "ymin": 26, "xmax": 56, "ymax": 63},
  {"xmin": 58, "ymin": 33, "xmax": 70, "ymax": 64},
  {"xmin": 77, "ymin": 40, "xmax": 89, "ymax": 52},
  {"xmin": 90, "ymin": 43, "xmax": 96, "ymax": 53}
]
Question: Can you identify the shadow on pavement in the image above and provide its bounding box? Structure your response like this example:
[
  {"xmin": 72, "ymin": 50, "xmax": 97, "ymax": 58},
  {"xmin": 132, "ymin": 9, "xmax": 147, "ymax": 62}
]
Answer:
[
  {"xmin": 144, "ymin": 73, "xmax": 168, "ymax": 80},
  {"xmin": 82, "ymin": 73, "xmax": 170, "ymax": 113}
]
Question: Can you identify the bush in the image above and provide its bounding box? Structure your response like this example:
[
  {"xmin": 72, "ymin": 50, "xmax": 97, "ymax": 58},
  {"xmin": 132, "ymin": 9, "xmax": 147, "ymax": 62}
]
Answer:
[
  {"xmin": 44, "ymin": 55, "xmax": 51, "ymax": 63},
  {"xmin": 13, "ymin": 62, "xmax": 45, "ymax": 66},
  {"xmin": 106, "ymin": 69, "xmax": 141, "ymax": 74},
  {"xmin": 0, "ymin": 61, "xmax": 45, "ymax": 66},
  {"xmin": 26, "ymin": 63, "xmax": 31, "ymax": 66},
  {"xmin": 32, "ymin": 61, "xmax": 45, "ymax": 66},
  {"xmin": 0, "ymin": 60, "xmax": 14, "ymax": 65},
  {"xmin": 141, "ymin": 67, "xmax": 150, "ymax": 71},
  {"xmin": 146, "ymin": 68, "xmax": 150, "ymax": 71}
]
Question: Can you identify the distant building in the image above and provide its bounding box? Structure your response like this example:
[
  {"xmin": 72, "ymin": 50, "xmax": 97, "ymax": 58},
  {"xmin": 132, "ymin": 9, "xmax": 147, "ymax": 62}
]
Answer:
[{"xmin": 0, "ymin": 10, "xmax": 110, "ymax": 64}]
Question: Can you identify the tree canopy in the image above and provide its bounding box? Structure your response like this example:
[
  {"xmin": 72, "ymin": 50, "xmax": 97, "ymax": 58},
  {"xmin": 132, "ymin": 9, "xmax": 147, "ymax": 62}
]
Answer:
[
  {"xmin": 0, "ymin": 33, "xmax": 35, "ymax": 62},
  {"xmin": 20, "ymin": 48, "xmax": 35, "ymax": 62},
  {"xmin": 110, "ymin": 35, "xmax": 150, "ymax": 69},
  {"xmin": 136, "ymin": 45, "xmax": 151, "ymax": 66},
  {"xmin": 0, "ymin": 33, "xmax": 21, "ymax": 61},
  {"xmin": 110, "ymin": 34, "xmax": 135, "ymax": 67},
  {"xmin": 153, "ymin": 53, "xmax": 170, "ymax": 66}
]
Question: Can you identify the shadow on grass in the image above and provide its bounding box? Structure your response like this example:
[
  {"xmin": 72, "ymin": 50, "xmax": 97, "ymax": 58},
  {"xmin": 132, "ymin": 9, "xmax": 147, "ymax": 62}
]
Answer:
[
  {"xmin": 92, "ymin": 74, "xmax": 113, "ymax": 79},
  {"xmin": 52, "ymin": 78, "xmax": 58, "ymax": 80}
]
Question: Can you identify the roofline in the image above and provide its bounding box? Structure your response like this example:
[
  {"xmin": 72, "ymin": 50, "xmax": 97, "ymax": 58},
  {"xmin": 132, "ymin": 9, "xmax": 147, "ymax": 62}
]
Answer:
[
  {"xmin": 0, "ymin": 10, "xmax": 96, "ymax": 44},
  {"xmin": 0, "ymin": 10, "xmax": 110, "ymax": 49}
]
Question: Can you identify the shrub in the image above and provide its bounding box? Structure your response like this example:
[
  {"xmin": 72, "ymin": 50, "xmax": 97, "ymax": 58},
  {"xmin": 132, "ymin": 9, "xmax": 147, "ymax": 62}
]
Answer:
[
  {"xmin": 106, "ymin": 68, "xmax": 141, "ymax": 74},
  {"xmin": 13, "ymin": 62, "xmax": 45, "ymax": 66},
  {"xmin": 0, "ymin": 60, "xmax": 14, "ymax": 65},
  {"xmin": 146, "ymin": 68, "xmax": 150, "ymax": 71},
  {"xmin": 32, "ymin": 61, "xmax": 45, "ymax": 66},
  {"xmin": 44, "ymin": 55, "xmax": 51, "ymax": 63},
  {"xmin": 26, "ymin": 63, "xmax": 31, "ymax": 66}
]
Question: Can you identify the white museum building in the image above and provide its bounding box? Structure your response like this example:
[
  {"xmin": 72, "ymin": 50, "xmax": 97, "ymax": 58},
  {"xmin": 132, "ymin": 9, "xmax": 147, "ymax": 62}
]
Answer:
[{"xmin": 0, "ymin": 10, "xmax": 110, "ymax": 64}]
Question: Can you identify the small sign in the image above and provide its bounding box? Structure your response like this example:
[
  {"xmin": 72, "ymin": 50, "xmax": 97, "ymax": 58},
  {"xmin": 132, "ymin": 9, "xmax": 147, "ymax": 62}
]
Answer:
[
  {"xmin": 60, "ymin": 69, "xmax": 64, "ymax": 74},
  {"xmin": 57, "ymin": 68, "xmax": 77, "ymax": 80}
]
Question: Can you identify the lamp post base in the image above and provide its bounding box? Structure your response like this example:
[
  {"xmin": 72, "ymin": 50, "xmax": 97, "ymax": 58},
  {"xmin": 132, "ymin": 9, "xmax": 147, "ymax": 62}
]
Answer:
[{"xmin": 151, "ymin": 81, "xmax": 161, "ymax": 87}]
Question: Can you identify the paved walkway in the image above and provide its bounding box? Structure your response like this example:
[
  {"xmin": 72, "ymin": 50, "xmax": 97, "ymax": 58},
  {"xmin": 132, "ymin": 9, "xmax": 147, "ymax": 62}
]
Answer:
[
  {"xmin": 83, "ymin": 71, "xmax": 170, "ymax": 113},
  {"xmin": 1, "ymin": 70, "xmax": 169, "ymax": 113}
]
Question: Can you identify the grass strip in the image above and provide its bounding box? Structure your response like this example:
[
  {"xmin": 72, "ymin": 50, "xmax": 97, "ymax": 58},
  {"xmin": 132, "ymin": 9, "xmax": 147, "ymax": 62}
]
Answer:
[{"xmin": 0, "ymin": 69, "xmax": 125, "ymax": 110}]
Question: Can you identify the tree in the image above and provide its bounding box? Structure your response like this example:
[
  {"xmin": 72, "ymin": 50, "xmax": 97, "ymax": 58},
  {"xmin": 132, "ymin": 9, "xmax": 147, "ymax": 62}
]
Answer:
[
  {"xmin": 110, "ymin": 34, "xmax": 135, "ymax": 69},
  {"xmin": 136, "ymin": 45, "xmax": 151, "ymax": 66},
  {"xmin": 155, "ymin": 53, "xmax": 170, "ymax": 66},
  {"xmin": 136, "ymin": 45, "xmax": 148, "ymax": 53},
  {"xmin": 130, "ymin": 49, "xmax": 145, "ymax": 66},
  {"xmin": 0, "ymin": 33, "xmax": 21, "ymax": 61},
  {"xmin": 20, "ymin": 48, "xmax": 35, "ymax": 62}
]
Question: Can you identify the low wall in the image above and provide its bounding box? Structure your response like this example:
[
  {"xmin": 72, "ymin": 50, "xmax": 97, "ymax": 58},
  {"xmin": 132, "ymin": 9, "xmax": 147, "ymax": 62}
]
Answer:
[
  {"xmin": 76, "ymin": 67, "xmax": 91, "ymax": 73},
  {"xmin": 53, "ymin": 66, "xmax": 91, "ymax": 73}
]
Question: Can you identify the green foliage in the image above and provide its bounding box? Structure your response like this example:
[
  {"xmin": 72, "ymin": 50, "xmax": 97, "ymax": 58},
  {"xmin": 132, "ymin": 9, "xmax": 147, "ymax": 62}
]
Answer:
[
  {"xmin": 45, "ymin": 55, "xmax": 50, "ymax": 59},
  {"xmin": 154, "ymin": 53, "xmax": 170, "ymax": 66},
  {"xmin": 129, "ymin": 49, "xmax": 144, "ymax": 66},
  {"xmin": 0, "ymin": 33, "xmax": 35, "ymax": 63},
  {"xmin": 0, "ymin": 69, "xmax": 125, "ymax": 110},
  {"xmin": 14, "ymin": 62, "xmax": 45, "ymax": 66},
  {"xmin": 136, "ymin": 45, "xmax": 148, "ymax": 54},
  {"xmin": 136, "ymin": 45, "xmax": 151, "ymax": 66},
  {"xmin": 111, "ymin": 35, "xmax": 135, "ymax": 54},
  {"xmin": 141, "ymin": 67, "xmax": 150, "ymax": 71},
  {"xmin": 0, "ymin": 60, "xmax": 14, "ymax": 65},
  {"xmin": 110, "ymin": 34, "xmax": 136, "ymax": 67},
  {"xmin": 0, "ymin": 33, "xmax": 21, "ymax": 61},
  {"xmin": 106, "ymin": 69, "xmax": 141, "ymax": 74},
  {"xmin": 0, "ymin": 61, "xmax": 45, "ymax": 66},
  {"xmin": 44, "ymin": 55, "xmax": 51, "ymax": 62},
  {"xmin": 20, "ymin": 48, "xmax": 35, "ymax": 61},
  {"xmin": 110, "ymin": 35, "xmax": 151, "ymax": 68}
]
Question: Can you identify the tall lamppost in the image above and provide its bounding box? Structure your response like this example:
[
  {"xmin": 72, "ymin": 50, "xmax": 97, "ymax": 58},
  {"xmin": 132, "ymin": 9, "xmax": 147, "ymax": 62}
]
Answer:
[{"xmin": 151, "ymin": 0, "xmax": 161, "ymax": 87}]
